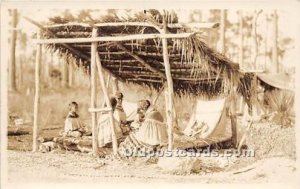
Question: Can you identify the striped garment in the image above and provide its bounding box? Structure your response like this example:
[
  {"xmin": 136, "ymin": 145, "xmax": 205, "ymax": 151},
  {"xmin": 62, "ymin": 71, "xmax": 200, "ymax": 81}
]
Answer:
[{"xmin": 118, "ymin": 107, "xmax": 167, "ymax": 158}]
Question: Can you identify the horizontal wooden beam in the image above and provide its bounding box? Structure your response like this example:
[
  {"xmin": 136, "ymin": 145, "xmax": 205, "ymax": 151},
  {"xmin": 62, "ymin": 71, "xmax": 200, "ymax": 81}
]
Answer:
[
  {"xmin": 106, "ymin": 65, "xmax": 206, "ymax": 74},
  {"xmin": 23, "ymin": 16, "xmax": 125, "ymax": 82},
  {"xmin": 72, "ymin": 43, "xmax": 177, "ymax": 50},
  {"xmin": 127, "ymin": 78, "xmax": 163, "ymax": 83},
  {"xmin": 23, "ymin": 16, "xmax": 91, "ymax": 61},
  {"xmin": 88, "ymin": 106, "xmax": 113, "ymax": 113},
  {"xmin": 34, "ymin": 32, "xmax": 194, "ymax": 44},
  {"xmin": 45, "ymin": 22, "xmax": 219, "ymax": 30},
  {"xmin": 45, "ymin": 22, "xmax": 162, "ymax": 31},
  {"xmin": 177, "ymin": 22, "xmax": 220, "ymax": 29},
  {"xmin": 97, "ymin": 51, "xmax": 181, "ymax": 58}
]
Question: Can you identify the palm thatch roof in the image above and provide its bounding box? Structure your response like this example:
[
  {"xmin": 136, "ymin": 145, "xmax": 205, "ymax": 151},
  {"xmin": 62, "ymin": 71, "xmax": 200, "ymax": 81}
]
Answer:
[{"xmin": 41, "ymin": 10, "xmax": 242, "ymax": 95}]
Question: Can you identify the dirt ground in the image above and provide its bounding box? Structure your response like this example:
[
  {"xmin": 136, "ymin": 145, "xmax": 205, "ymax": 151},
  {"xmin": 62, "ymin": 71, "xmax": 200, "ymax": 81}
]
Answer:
[
  {"xmin": 6, "ymin": 89, "xmax": 297, "ymax": 184},
  {"xmin": 7, "ymin": 122, "xmax": 297, "ymax": 184},
  {"xmin": 7, "ymin": 150, "xmax": 296, "ymax": 183}
]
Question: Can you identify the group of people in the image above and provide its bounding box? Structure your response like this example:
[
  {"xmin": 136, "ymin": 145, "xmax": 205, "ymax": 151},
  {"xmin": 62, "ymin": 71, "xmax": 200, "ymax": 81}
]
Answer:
[{"xmin": 62, "ymin": 91, "xmax": 168, "ymax": 157}]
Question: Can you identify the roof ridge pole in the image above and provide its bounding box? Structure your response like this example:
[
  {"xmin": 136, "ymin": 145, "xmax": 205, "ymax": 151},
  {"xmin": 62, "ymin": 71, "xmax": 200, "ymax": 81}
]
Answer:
[
  {"xmin": 95, "ymin": 47, "xmax": 119, "ymax": 157},
  {"xmin": 161, "ymin": 15, "xmax": 175, "ymax": 151},
  {"xmin": 90, "ymin": 28, "xmax": 98, "ymax": 156},
  {"xmin": 32, "ymin": 30, "xmax": 42, "ymax": 152}
]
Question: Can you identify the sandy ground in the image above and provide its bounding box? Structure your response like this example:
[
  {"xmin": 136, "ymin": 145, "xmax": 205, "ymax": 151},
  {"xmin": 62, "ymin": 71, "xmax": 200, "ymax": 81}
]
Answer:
[
  {"xmin": 7, "ymin": 150, "xmax": 296, "ymax": 184},
  {"xmin": 7, "ymin": 108, "xmax": 297, "ymax": 184}
]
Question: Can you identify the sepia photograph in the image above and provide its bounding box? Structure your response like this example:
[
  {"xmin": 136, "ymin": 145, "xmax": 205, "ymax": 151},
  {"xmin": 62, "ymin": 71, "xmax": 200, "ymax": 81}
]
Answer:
[{"xmin": 0, "ymin": 1, "xmax": 299, "ymax": 188}]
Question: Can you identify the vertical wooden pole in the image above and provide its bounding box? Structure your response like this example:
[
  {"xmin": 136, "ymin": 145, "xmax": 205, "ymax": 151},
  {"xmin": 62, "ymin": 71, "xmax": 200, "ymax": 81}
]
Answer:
[
  {"xmin": 161, "ymin": 16, "xmax": 175, "ymax": 151},
  {"xmin": 32, "ymin": 30, "xmax": 42, "ymax": 152},
  {"xmin": 96, "ymin": 52, "xmax": 118, "ymax": 155},
  {"xmin": 91, "ymin": 28, "xmax": 98, "ymax": 156}
]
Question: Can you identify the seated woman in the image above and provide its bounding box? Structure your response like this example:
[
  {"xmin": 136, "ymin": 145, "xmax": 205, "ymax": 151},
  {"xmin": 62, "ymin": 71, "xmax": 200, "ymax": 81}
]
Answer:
[
  {"xmin": 118, "ymin": 100, "xmax": 168, "ymax": 157},
  {"xmin": 97, "ymin": 97, "xmax": 123, "ymax": 148},
  {"xmin": 114, "ymin": 91, "xmax": 131, "ymax": 134},
  {"xmin": 61, "ymin": 102, "xmax": 87, "ymax": 138}
]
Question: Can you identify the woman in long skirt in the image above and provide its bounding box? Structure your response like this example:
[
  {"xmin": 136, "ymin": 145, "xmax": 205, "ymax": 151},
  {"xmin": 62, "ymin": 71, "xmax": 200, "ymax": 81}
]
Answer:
[{"xmin": 97, "ymin": 97, "xmax": 123, "ymax": 148}]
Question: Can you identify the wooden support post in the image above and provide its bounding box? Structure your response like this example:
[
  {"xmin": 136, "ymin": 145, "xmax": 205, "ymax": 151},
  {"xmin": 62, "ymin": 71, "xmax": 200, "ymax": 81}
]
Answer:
[
  {"xmin": 161, "ymin": 16, "xmax": 175, "ymax": 151},
  {"xmin": 96, "ymin": 52, "xmax": 119, "ymax": 156},
  {"xmin": 32, "ymin": 30, "xmax": 42, "ymax": 152},
  {"xmin": 89, "ymin": 107, "xmax": 113, "ymax": 113},
  {"xmin": 90, "ymin": 28, "xmax": 98, "ymax": 156}
]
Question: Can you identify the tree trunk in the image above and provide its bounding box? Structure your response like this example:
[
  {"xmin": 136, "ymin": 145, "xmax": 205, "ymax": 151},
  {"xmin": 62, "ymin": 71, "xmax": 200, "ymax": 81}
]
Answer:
[
  {"xmin": 62, "ymin": 56, "xmax": 69, "ymax": 87},
  {"xmin": 9, "ymin": 9, "xmax": 18, "ymax": 92},
  {"xmin": 220, "ymin": 9, "xmax": 226, "ymax": 54},
  {"xmin": 18, "ymin": 54, "xmax": 23, "ymax": 90},
  {"xmin": 272, "ymin": 10, "xmax": 279, "ymax": 73},
  {"xmin": 252, "ymin": 12, "xmax": 258, "ymax": 69},
  {"xmin": 68, "ymin": 59, "xmax": 73, "ymax": 87},
  {"xmin": 252, "ymin": 10, "xmax": 262, "ymax": 69},
  {"xmin": 238, "ymin": 11, "xmax": 244, "ymax": 69},
  {"xmin": 43, "ymin": 49, "xmax": 50, "ymax": 85}
]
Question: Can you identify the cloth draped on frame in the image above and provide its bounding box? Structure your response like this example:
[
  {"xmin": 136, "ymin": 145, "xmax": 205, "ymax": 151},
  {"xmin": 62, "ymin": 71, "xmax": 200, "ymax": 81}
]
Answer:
[{"xmin": 183, "ymin": 98, "xmax": 226, "ymax": 139}]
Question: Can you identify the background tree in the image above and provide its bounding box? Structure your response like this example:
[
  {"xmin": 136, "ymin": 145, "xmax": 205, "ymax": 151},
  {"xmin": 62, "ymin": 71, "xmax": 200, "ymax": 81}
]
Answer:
[
  {"xmin": 9, "ymin": 9, "xmax": 18, "ymax": 92},
  {"xmin": 272, "ymin": 10, "xmax": 279, "ymax": 73},
  {"xmin": 238, "ymin": 11, "xmax": 244, "ymax": 69},
  {"xmin": 219, "ymin": 9, "xmax": 226, "ymax": 54}
]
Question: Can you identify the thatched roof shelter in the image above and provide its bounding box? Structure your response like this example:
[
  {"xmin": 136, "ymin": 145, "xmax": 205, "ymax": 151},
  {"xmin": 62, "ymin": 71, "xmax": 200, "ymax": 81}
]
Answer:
[
  {"xmin": 39, "ymin": 10, "xmax": 241, "ymax": 95},
  {"xmin": 28, "ymin": 10, "xmax": 243, "ymax": 155}
]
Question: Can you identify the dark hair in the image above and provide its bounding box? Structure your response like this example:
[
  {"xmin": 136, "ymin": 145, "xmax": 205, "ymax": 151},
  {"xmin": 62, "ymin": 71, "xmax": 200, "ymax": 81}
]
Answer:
[
  {"xmin": 110, "ymin": 97, "xmax": 118, "ymax": 110},
  {"xmin": 145, "ymin": 100, "xmax": 151, "ymax": 109},
  {"xmin": 115, "ymin": 91, "xmax": 124, "ymax": 99},
  {"xmin": 138, "ymin": 99, "xmax": 151, "ymax": 111},
  {"xmin": 69, "ymin": 102, "xmax": 78, "ymax": 107}
]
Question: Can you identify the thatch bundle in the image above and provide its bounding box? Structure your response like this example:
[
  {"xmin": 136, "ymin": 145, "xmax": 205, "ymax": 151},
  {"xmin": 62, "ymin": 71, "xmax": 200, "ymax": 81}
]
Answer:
[{"xmin": 42, "ymin": 10, "xmax": 242, "ymax": 96}]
